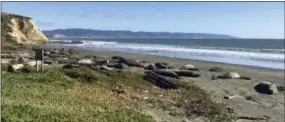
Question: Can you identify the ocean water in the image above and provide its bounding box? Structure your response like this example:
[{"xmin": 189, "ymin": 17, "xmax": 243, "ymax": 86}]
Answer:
[{"xmin": 50, "ymin": 38, "xmax": 285, "ymax": 70}]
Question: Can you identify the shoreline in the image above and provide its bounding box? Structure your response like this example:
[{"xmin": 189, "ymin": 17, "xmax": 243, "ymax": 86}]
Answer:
[
  {"xmin": 43, "ymin": 44, "xmax": 284, "ymax": 84},
  {"xmin": 48, "ymin": 44, "xmax": 284, "ymax": 71},
  {"xmin": 46, "ymin": 42, "xmax": 285, "ymax": 70}
]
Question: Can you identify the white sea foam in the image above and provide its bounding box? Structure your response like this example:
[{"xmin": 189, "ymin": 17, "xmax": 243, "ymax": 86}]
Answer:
[
  {"xmin": 72, "ymin": 41, "xmax": 284, "ymax": 61},
  {"xmin": 54, "ymin": 40, "xmax": 284, "ymax": 69},
  {"xmin": 80, "ymin": 40, "xmax": 118, "ymax": 45}
]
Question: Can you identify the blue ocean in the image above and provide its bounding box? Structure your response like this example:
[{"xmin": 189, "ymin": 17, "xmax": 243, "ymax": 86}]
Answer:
[{"xmin": 50, "ymin": 38, "xmax": 284, "ymax": 70}]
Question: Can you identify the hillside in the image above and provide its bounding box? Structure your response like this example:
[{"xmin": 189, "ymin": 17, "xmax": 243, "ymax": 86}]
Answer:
[
  {"xmin": 1, "ymin": 12, "xmax": 48, "ymax": 49},
  {"xmin": 43, "ymin": 29, "xmax": 238, "ymax": 39}
]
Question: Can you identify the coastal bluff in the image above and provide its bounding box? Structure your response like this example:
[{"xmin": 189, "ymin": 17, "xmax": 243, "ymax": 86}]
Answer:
[{"xmin": 1, "ymin": 12, "xmax": 48, "ymax": 45}]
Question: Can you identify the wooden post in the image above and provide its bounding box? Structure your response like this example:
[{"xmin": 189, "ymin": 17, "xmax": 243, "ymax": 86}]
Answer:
[
  {"xmin": 41, "ymin": 59, "xmax": 43, "ymax": 72},
  {"xmin": 35, "ymin": 49, "xmax": 44, "ymax": 73},
  {"xmin": 36, "ymin": 60, "xmax": 38, "ymax": 72}
]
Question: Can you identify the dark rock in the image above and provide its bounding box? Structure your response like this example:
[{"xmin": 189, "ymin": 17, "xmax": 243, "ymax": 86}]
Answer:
[
  {"xmin": 155, "ymin": 63, "xmax": 167, "ymax": 69},
  {"xmin": 173, "ymin": 70, "xmax": 200, "ymax": 77},
  {"xmin": 209, "ymin": 67, "xmax": 224, "ymax": 72},
  {"xmin": 114, "ymin": 63, "xmax": 129, "ymax": 69},
  {"xmin": 254, "ymin": 81, "xmax": 278, "ymax": 95},
  {"xmin": 153, "ymin": 69, "xmax": 180, "ymax": 79}
]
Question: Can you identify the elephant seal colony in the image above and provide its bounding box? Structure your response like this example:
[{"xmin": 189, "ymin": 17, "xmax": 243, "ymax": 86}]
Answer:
[{"xmin": 1, "ymin": 47, "xmax": 284, "ymax": 122}]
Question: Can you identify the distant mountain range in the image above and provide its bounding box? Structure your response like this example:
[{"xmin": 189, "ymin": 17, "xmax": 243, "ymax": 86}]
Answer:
[{"xmin": 43, "ymin": 28, "xmax": 239, "ymax": 39}]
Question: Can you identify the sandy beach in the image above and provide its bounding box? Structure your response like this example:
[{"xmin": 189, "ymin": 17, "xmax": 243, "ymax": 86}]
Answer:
[
  {"xmin": 44, "ymin": 45, "xmax": 284, "ymax": 122},
  {"xmin": 2, "ymin": 43, "xmax": 284, "ymax": 122}
]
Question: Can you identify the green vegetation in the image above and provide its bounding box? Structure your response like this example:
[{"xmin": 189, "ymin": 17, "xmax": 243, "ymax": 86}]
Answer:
[
  {"xmin": 2, "ymin": 66, "xmax": 232, "ymax": 121},
  {"xmin": 1, "ymin": 12, "xmax": 15, "ymax": 43}
]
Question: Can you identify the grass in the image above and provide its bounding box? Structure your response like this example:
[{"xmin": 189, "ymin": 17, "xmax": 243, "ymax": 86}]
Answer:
[
  {"xmin": 2, "ymin": 68, "xmax": 155, "ymax": 122},
  {"xmin": 2, "ymin": 66, "xmax": 233, "ymax": 121}
]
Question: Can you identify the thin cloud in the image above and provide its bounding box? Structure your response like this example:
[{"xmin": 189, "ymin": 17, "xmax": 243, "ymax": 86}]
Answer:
[
  {"xmin": 156, "ymin": 13, "xmax": 163, "ymax": 17},
  {"xmin": 96, "ymin": 10, "xmax": 136, "ymax": 19},
  {"xmin": 36, "ymin": 21, "xmax": 55, "ymax": 26},
  {"xmin": 79, "ymin": 14, "xmax": 90, "ymax": 18}
]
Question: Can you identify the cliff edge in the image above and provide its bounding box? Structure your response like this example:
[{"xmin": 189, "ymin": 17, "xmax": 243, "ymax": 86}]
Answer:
[{"xmin": 1, "ymin": 12, "xmax": 48, "ymax": 46}]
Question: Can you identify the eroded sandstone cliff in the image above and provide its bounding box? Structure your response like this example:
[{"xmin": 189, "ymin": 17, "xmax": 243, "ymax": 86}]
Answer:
[{"xmin": 1, "ymin": 12, "xmax": 48, "ymax": 45}]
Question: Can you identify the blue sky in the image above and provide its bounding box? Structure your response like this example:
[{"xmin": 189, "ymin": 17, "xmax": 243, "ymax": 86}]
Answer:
[{"xmin": 2, "ymin": 2, "xmax": 284, "ymax": 39}]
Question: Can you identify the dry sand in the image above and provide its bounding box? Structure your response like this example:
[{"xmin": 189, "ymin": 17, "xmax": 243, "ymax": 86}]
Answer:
[{"xmin": 72, "ymin": 47, "xmax": 284, "ymax": 122}]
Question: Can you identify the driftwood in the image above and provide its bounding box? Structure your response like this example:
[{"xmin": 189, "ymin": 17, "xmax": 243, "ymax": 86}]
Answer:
[
  {"xmin": 152, "ymin": 69, "xmax": 180, "ymax": 79},
  {"xmin": 145, "ymin": 71, "xmax": 180, "ymax": 89}
]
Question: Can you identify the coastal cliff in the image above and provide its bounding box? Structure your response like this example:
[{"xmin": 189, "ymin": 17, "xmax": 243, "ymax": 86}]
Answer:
[{"xmin": 1, "ymin": 12, "xmax": 48, "ymax": 45}]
